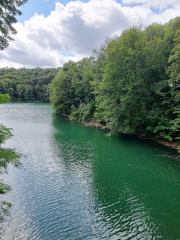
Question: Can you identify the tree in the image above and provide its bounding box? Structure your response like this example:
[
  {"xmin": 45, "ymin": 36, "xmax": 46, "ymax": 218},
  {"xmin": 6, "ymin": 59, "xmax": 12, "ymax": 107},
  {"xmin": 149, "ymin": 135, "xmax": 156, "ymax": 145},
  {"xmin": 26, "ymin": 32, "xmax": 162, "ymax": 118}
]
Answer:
[
  {"xmin": 50, "ymin": 61, "xmax": 77, "ymax": 115},
  {"xmin": 0, "ymin": 67, "xmax": 59, "ymax": 102},
  {"xmin": 0, "ymin": 0, "xmax": 28, "ymax": 50},
  {"xmin": 95, "ymin": 27, "xmax": 148, "ymax": 133},
  {"xmin": 16, "ymin": 83, "xmax": 24, "ymax": 100},
  {"xmin": 0, "ymin": 124, "xmax": 21, "ymax": 222},
  {"xmin": 0, "ymin": 1, "xmax": 27, "ymax": 223},
  {"xmin": 0, "ymin": 93, "xmax": 10, "ymax": 103},
  {"xmin": 49, "ymin": 17, "xmax": 180, "ymax": 141},
  {"xmin": 0, "ymin": 94, "xmax": 21, "ymax": 222},
  {"xmin": 145, "ymin": 23, "xmax": 165, "ymax": 41},
  {"xmin": 167, "ymin": 29, "xmax": 180, "ymax": 85},
  {"xmin": 50, "ymin": 58, "xmax": 96, "ymax": 121},
  {"xmin": 165, "ymin": 29, "xmax": 180, "ymax": 140}
]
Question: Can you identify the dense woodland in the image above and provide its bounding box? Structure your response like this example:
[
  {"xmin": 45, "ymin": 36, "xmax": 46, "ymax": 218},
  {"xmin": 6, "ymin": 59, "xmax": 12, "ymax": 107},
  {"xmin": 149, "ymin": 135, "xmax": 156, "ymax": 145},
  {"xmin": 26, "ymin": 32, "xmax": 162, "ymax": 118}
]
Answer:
[
  {"xmin": 50, "ymin": 17, "xmax": 180, "ymax": 142},
  {"xmin": 0, "ymin": 67, "xmax": 59, "ymax": 102},
  {"xmin": 1, "ymin": 17, "xmax": 180, "ymax": 141}
]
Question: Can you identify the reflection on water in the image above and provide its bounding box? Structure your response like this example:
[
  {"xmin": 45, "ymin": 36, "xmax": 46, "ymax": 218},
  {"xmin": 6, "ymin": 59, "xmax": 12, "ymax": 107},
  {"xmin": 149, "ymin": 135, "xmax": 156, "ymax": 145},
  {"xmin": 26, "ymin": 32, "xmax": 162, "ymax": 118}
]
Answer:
[{"xmin": 0, "ymin": 103, "xmax": 180, "ymax": 240}]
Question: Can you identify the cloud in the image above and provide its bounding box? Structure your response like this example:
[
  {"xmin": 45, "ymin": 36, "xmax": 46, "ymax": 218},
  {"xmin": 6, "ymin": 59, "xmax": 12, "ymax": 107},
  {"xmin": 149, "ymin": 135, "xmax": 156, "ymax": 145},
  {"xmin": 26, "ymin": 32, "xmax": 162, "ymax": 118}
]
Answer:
[
  {"xmin": 121, "ymin": 0, "xmax": 180, "ymax": 10},
  {"xmin": 0, "ymin": 0, "xmax": 180, "ymax": 68}
]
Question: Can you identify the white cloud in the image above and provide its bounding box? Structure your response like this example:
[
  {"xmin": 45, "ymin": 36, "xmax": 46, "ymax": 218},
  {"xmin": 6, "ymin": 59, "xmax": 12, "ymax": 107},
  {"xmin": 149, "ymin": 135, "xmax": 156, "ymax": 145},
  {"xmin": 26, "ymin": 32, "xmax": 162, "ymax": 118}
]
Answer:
[
  {"xmin": 121, "ymin": 0, "xmax": 180, "ymax": 10},
  {"xmin": 0, "ymin": 0, "xmax": 180, "ymax": 68}
]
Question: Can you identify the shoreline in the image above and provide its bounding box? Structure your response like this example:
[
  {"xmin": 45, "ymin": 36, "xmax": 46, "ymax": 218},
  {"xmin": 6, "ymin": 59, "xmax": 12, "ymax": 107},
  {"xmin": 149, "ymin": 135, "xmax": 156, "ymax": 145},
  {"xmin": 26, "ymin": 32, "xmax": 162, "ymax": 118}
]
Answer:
[
  {"xmin": 63, "ymin": 115, "xmax": 180, "ymax": 153},
  {"xmin": 141, "ymin": 135, "xmax": 180, "ymax": 152}
]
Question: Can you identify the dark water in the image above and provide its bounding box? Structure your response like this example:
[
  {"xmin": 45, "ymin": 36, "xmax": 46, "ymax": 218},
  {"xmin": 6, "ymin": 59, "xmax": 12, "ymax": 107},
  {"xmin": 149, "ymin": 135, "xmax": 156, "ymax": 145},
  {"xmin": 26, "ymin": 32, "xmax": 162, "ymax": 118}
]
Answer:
[{"xmin": 0, "ymin": 103, "xmax": 180, "ymax": 240}]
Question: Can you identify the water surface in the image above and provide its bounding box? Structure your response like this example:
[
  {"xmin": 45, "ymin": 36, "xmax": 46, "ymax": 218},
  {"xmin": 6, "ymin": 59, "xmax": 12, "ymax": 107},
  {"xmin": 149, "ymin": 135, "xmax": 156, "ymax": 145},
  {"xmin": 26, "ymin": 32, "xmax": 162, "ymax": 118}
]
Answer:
[{"xmin": 0, "ymin": 103, "xmax": 180, "ymax": 240}]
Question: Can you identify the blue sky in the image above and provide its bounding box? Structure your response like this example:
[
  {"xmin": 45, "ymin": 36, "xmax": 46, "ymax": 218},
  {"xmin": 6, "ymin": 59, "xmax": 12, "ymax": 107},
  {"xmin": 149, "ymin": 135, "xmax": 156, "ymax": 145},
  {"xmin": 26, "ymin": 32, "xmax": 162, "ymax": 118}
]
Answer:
[
  {"xmin": 0, "ymin": 0, "xmax": 179, "ymax": 68},
  {"xmin": 17, "ymin": 0, "xmax": 125, "ymax": 23},
  {"xmin": 18, "ymin": 0, "xmax": 91, "ymax": 22}
]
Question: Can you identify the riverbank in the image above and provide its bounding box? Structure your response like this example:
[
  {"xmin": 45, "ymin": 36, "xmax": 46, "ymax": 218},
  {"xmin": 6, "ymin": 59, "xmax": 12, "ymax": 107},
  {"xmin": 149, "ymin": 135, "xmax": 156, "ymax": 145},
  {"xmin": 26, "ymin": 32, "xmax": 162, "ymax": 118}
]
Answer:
[
  {"xmin": 143, "ymin": 135, "xmax": 180, "ymax": 152},
  {"xmin": 65, "ymin": 116, "xmax": 180, "ymax": 153}
]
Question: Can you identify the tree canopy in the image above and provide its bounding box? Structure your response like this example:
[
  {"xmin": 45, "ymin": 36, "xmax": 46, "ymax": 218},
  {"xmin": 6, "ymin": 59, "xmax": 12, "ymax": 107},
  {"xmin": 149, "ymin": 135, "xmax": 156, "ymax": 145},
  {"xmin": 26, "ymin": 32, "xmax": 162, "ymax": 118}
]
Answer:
[
  {"xmin": 50, "ymin": 16, "xmax": 180, "ymax": 142},
  {"xmin": 0, "ymin": 67, "xmax": 60, "ymax": 102},
  {"xmin": 0, "ymin": 0, "xmax": 27, "ymax": 50}
]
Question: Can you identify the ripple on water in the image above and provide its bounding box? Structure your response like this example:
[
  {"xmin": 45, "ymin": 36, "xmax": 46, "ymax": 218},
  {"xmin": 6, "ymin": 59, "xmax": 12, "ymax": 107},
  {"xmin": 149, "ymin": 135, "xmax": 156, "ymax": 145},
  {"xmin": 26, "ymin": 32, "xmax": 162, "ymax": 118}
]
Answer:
[{"xmin": 1, "ymin": 103, "xmax": 180, "ymax": 240}]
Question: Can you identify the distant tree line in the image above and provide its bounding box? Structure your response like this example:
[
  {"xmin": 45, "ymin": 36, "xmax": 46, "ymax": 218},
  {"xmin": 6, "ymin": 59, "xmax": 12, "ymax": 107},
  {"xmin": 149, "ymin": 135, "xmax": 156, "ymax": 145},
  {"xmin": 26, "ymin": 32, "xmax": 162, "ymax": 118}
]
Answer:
[
  {"xmin": 50, "ymin": 17, "xmax": 180, "ymax": 142},
  {"xmin": 0, "ymin": 67, "xmax": 60, "ymax": 102}
]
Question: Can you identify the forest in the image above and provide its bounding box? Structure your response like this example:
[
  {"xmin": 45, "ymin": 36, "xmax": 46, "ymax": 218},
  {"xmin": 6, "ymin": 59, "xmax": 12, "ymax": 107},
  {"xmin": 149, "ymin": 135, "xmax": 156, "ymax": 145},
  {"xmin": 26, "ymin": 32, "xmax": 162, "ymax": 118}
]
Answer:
[
  {"xmin": 0, "ymin": 67, "xmax": 59, "ymax": 102},
  {"xmin": 50, "ymin": 16, "xmax": 180, "ymax": 142},
  {"xmin": 1, "ymin": 16, "xmax": 180, "ymax": 142}
]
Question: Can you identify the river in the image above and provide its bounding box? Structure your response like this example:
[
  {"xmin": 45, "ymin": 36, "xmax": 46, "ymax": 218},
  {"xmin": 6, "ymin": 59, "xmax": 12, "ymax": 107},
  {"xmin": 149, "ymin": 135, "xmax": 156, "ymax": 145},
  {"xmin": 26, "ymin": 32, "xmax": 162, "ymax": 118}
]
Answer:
[{"xmin": 0, "ymin": 103, "xmax": 180, "ymax": 240}]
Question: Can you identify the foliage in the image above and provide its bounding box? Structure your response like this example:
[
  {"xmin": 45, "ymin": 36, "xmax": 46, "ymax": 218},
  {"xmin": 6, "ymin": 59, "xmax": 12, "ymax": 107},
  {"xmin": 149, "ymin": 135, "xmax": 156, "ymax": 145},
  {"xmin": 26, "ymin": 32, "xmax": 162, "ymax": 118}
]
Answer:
[
  {"xmin": 0, "ymin": 0, "xmax": 28, "ymax": 50},
  {"xmin": 95, "ymin": 27, "xmax": 149, "ymax": 133},
  {"xmin": 49, "ymin": 16, "xmax": 180, "ymax": 141},
  {"xmin": 50, "ymin": 63, "xmax": 76, "ymax": 114},
  {"xmin": 167, "ymin": 29, "xmax": 180, "ymax": 85},
  {"xmin": 0, "ymin": 95, "xmax": 21, "ymax": 222},
  {"xmin": 50, "ymin": 58, "xmax": 95, "ymax": 117},
  {"xmin": 0, "ymin": 93, "xmax": 10, "ymax": 103},
  {"xmin": 0, "ymin": 67, "xmax": 60, "ymax": 102},
  {"xmin": 0, "ymin": 126, "xmax": 21, "ymax": 222},
  {"xmin": 70, "ymin": 100, "xmax": 95, "ymax": 122},
  {"xmin": 0, "ymin": 0, "xmax": 28, "ymax": 224}
]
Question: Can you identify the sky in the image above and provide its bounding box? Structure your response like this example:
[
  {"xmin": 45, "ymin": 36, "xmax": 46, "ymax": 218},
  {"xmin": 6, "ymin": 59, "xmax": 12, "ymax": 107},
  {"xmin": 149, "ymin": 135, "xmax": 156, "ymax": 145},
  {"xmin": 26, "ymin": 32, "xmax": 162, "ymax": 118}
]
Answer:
[{"xmin": 0, "ymin": 0, "xmax": 180, "ymax": 68}]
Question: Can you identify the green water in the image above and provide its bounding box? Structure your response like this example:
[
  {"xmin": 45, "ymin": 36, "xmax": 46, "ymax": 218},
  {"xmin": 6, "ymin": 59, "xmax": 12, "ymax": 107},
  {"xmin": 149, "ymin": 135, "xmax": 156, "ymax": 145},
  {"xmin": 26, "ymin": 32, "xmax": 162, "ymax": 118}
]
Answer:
[{"xmin": 0, "ymin": 103, "xmax": 180, "ymax": 240}]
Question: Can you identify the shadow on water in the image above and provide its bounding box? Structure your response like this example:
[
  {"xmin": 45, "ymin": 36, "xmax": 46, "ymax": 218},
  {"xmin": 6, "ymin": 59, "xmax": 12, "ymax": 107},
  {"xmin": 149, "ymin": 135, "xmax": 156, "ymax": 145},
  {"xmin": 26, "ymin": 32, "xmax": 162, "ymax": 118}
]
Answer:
[{"xmin": 52, "ymin": 113, "xmax": 180, "ymax": 240}]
